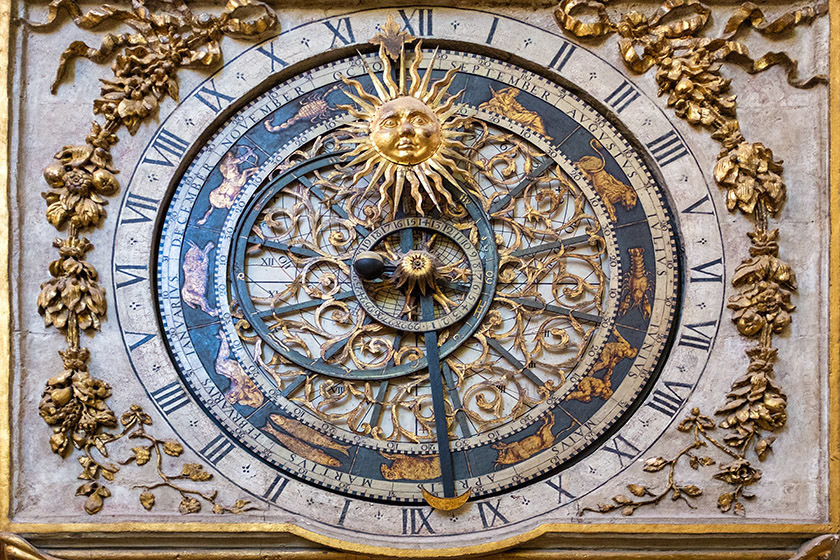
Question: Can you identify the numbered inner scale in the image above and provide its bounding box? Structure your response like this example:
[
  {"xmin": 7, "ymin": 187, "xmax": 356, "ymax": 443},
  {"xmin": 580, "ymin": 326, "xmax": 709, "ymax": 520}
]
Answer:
[{"xmin": 150, "ymin": 43, "xmax": 682, "ymax": 506}]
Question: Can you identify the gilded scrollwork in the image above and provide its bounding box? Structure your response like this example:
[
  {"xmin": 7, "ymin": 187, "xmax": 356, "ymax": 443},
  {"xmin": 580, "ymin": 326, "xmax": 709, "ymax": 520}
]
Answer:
[
  {"xmin": 26, "ymin": 0, "xmax": 278, "ymax": 514},
  {"xmin": 557, "ymin": 0, "xmax": 825, "ymax": 515},
  {"xmin": 234, "ymin": 115, "xmax": 606, "ymax": 445}
]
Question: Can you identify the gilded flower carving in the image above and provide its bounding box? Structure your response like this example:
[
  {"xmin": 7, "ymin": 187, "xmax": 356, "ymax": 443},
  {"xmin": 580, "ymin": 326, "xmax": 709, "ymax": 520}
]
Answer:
[
  {"xmin": 656, "ymin": 53, "xmax": 736, "ymax": 127},
  {"xmin": 27, "ymin": 0, "xmax": 278, "ymax": 514},
  {"xmin": 96, "ymin": 53, "xmax": 179, "ymax": 134},
  {"xmin": 43, "ymin": 143, "xmax": 119, "ymax": 229},
  {"xmin": 728, "ymin": 280, "xmax": 794, "ymax": 336},
  {"xmin": 557, "ymin": 0, "xmax": 825, "ymax": 517},
  {"xmin": 731, "ymin": 229, "xmax": 797, "ymax": 287},
  {"xmin": 38, "ymin": 237, "xmax": 107, "ymax": 333},
  {"xmin": 40, "ymin": 348, "xmax": 116, "ymax": 456},
  {"xmin": 717, "ymin": 347, "xmax": 788, "ymax": 447},
  {"xmin": 714, "ymin": 459, "xmax": 761, "ymax": 515},
  {"xmin": 76, "ymin": 481, "xmax": 112, "ymax": 515},
  {"xmin": 728, "ymin": 229, "xmax": 796, "ymax": 338},
  {"xmin": 714, "ymin": 141, "xmax": 786, "ymax": 215}
]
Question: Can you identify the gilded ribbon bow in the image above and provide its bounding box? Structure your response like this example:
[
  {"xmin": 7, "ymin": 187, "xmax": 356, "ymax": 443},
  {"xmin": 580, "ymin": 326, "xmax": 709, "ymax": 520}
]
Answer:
[{"xmin": 556, "ymin": 0, "xmax": 825, "ymax": 86}]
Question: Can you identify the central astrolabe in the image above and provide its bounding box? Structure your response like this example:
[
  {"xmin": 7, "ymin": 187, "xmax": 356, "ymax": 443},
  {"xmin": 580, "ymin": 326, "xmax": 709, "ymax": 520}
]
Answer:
[{"xmin": 150, "ymin": 12, "xmax": 682, "ymax": 521}]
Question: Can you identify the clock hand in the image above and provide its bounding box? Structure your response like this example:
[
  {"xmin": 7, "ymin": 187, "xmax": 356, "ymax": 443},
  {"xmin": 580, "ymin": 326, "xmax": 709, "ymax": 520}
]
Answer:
[
  {"xmin": 255, "ymin": 290, "xmax": 356, "ymax": 318},
  {"xmin": 487, "ymin": 158, "xmax": 556, "ymax": 215},
  {"xmin": 420, "ymin": 293, "xmax": 457, "ymax": 499},
  {"xmin": 436, "ymin": 280, "xmax": 601, "ymax": 323},
  {"xmin": 247, "ymin": 236, "xmax": 323, "ymax": 259},
  {"xmin": 405, "ymin": 219, "xmax": 458, "ymax": 497},
  {"xmin": 509, "ymin": 233, "xmax": 602, "ymax": 258},
  {"xmin": 367, "ymin": 332, "xmax": 402, "ymax": 425},
  {"xmin": 504, "ymin": 297, "xmax": 602, "ymax": 324},
  {"xmin": 485, "ymin": 338, "xmax": 546, "ymax": 388},
  {"xmin": 443, "ymin": 361, "xmax": 474, "ymax": 437}
]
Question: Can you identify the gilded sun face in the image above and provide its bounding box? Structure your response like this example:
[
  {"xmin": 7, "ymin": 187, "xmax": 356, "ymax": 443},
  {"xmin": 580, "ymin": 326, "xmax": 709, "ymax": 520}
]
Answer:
[
  {"xmin": 340, "ymin": 40, "xmax": 469, "ymax": 218},
  {"xmin": 371, "ymin": 97, "xmax": 442, "ymax": 165}
]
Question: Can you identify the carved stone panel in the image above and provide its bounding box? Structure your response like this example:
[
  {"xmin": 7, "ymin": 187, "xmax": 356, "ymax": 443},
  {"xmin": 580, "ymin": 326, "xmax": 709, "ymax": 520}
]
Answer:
[{"xmin": 1, "ymin": 1, "xmax": 835, "ymax": 558}]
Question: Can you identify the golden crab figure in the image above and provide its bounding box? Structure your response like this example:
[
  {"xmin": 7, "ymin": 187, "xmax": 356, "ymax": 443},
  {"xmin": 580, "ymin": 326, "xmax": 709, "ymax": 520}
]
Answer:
[{"xmin": 339, "ymin": 19, "xmax": 471, "ymax": 218}]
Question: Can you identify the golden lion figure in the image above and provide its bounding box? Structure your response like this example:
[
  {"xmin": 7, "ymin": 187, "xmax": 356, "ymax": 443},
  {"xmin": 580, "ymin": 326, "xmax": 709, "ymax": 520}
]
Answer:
[
  {"xmin": 567, "ymin": 327, "xmax": 638, "ymax": 402},
  {"xmin": 575, "ymin": 139, "xmax": 637, "ymax": 222}
]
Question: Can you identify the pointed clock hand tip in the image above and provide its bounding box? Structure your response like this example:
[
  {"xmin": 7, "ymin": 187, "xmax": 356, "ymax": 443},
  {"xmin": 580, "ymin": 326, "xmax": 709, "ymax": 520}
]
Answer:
[{"xmin": 421, "ymin": 486, "xmax": 471, "ymax": 511}]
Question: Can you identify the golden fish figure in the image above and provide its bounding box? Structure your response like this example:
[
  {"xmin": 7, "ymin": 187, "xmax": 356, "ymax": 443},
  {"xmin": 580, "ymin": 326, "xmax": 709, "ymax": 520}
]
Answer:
[
  {"xmin": 214, "ymin": 331, "xmax": 264, "ymax": 408},
  {"xmin": 263, "ymin": 422, "xmax": 341, "ymax": 468},
  {"xmin": 197, "ymin": 145, "xmax": 259, "ymax": 225},
  {"xmin": 567, "ymin": 327, "xmax": 638, "ymax": 402},
  {"xmin": 492, "ymin": 414, "xmax": 556, "ymax": 468},
  {"xmin": 181, "ymin": 240, "xmax": 216, "ymax": 317},
  {"xmin": 267, "ymin": 414, "xmax": 349, "ymax": 456},
  {"xmin": 479, "ymin": 86, "xmax": 549, "ymax": 137},
  {"xmin": 380, "ymin": 452, "xmax": 441, "ymax": 481},
  {"xmin": 575, "ymin": 139, "xmax": 637, "ymax": 222}
]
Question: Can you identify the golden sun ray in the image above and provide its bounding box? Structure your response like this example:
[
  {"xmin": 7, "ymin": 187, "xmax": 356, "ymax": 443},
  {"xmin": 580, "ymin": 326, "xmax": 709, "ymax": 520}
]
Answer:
[{"xmin": 338, "ymin": 15, "xmax": 470, "ymax": 219}]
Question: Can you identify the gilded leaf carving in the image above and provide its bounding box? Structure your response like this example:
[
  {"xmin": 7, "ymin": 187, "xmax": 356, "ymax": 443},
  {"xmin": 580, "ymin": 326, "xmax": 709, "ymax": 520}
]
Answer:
[
  {"xmin": 557, "ymin": 0, "xmax": 826, "ymax": 515},
  {"xmin": 25, "ymin": 0, "xmax": 278, "ymax": 514}
]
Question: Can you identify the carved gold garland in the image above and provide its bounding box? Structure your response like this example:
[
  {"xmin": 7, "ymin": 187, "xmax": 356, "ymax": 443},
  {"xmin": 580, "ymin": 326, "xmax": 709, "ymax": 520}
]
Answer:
[
  {"xmin": 556, "ymin": 0, "xmax": 826, "ymax": 515},
  {"xmin": 23, "ymin": 0, "xmax": 278, "ymax": 515}
]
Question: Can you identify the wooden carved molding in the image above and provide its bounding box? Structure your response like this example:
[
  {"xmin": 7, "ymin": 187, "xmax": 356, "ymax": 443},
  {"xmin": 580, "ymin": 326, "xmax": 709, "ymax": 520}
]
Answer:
[{"xmin": 1, "ymin": 532, "xmax": 837, "ymax": 560}]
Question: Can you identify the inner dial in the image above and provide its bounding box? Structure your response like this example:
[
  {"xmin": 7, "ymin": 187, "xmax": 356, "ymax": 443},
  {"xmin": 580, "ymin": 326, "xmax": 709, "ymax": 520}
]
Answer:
[
  {"xmin": 225, "ymin": 123, "xmax": 615, "ymax": 501},
  {"xmin": 159, "ymin": 47, "xmax": 680, "ymax": 504},
  {"xmin": 232, "ymin": 152, "xmax": 498, "ymax": 383},
  {"xmin": 349, "ymin": 217, "xmax": 485, "ymax": 333}
]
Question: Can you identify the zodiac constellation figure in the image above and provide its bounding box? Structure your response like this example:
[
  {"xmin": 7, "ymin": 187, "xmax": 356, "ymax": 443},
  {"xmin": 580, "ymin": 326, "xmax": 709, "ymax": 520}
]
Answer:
[
  {"xmin": 479, "ymin": 86, "xmax": 549, "ymax": 137},
  {"xmin": 197, "ymin": 145, "xmax": 260, "ymax": 225},
  {"xmin": 493, "ymin": 414, "xmax": 556, "ymax": 468},
  {"xmin": 567, "ymin": 327, "xmax": 638, "ymax": 402},
  {"xmin": 575, "ymin": 139, "xmax": 637, "ymax": 222},
  {"xmin": 181, "ymin": 240, "xmax": 216, "ymax": 316},
  {"xmin": 264, "ymin": 85, "xmax": 340, "ymax": 132},
  {"xmin": 619, "ymin": 247, "xmax": 653, "ymax": 319},
  {"xmin": 214, "ymin": 330, "xmax": 264, "ymax": 408}
]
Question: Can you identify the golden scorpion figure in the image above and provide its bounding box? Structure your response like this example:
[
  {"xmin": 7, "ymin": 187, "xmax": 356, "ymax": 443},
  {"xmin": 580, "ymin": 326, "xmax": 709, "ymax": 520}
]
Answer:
[{"xmin": 619, "ymin": 247, "xmax": 653, "ymax": 319}]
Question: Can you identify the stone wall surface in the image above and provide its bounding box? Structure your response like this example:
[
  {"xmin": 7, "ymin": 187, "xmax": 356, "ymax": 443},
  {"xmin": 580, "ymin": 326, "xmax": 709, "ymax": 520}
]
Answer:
[{"xmin": 4, "ymin": 0, "xmax": 834, "ymax": 556}]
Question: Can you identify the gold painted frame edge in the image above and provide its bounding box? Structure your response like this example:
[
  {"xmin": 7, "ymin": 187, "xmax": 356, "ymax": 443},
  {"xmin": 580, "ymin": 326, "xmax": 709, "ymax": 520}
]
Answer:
[
  {"xmin": 0, "ymin": 2, "xmax": 836, "ymax": 558},
  {"xmin": 0, "ymin": 0, "xmax": 12, "ymax": 537}
]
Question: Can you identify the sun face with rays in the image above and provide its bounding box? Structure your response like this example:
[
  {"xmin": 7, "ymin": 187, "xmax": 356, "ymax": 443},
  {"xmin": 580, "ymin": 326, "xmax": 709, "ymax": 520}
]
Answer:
[
  {"xmin": 371, "ymin": 96, "xmax": 441, "ymax": 165},
  {"xmin": 340, "ymin": 38, "xmax": 470, "ymax": 218}
]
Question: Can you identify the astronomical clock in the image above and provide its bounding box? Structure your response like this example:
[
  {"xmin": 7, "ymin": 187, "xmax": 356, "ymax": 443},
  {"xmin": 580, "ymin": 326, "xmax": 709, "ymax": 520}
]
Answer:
[{"xmin": 2, "ymin": 2, "xmax": 836, "ymax": 559}]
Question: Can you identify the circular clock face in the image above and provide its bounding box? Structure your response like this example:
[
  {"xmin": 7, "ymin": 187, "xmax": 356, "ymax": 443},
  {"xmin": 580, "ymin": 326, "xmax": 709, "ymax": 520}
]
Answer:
[{"xmin": 114, "ymin": 8, "xmax": 726, "ymax": 553}]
